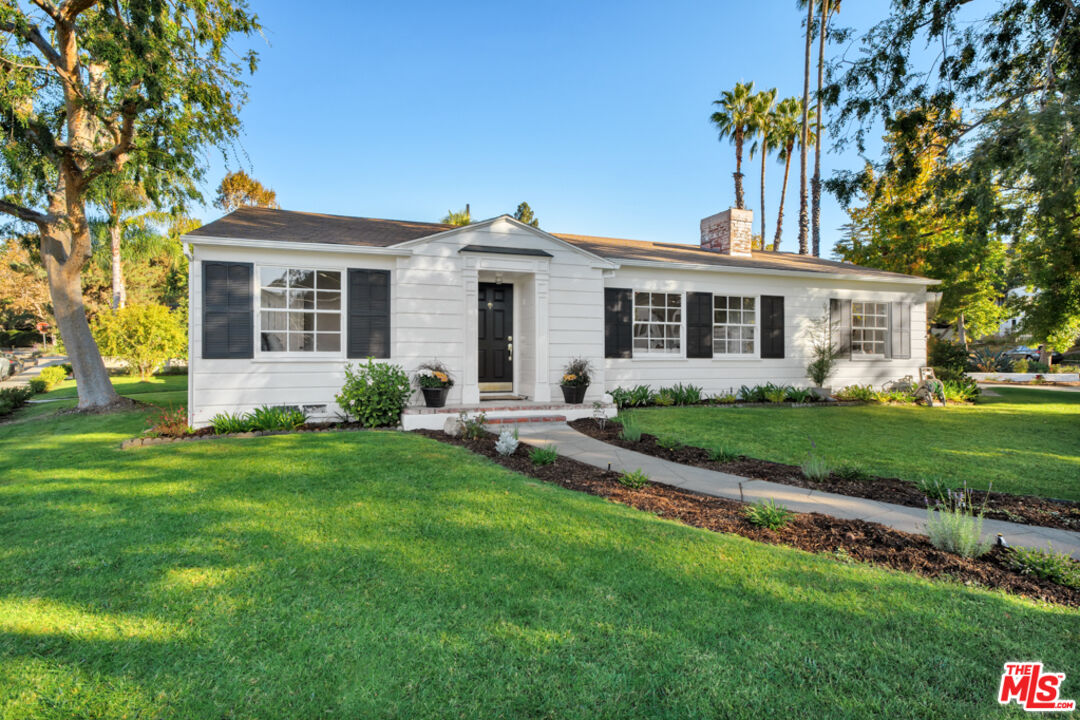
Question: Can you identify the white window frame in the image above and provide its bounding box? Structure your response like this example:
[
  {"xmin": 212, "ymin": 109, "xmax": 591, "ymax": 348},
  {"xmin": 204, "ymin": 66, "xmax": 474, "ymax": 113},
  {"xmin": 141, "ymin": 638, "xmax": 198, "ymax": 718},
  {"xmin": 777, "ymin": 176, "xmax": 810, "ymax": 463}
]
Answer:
[
  {"xmin": 255, "ymin": 264, "xmax": 346, "ymax": 359},
  {"xmin": 712, "ymin": 294, "xmax": 758, "ymax": 358},
  {"xmin": 851, "ymin": 300, "xmax": 889, "ymax": 358},
  {"xmin": 631, "ymin": 290, "xmax": 684, "ymax": 358}
]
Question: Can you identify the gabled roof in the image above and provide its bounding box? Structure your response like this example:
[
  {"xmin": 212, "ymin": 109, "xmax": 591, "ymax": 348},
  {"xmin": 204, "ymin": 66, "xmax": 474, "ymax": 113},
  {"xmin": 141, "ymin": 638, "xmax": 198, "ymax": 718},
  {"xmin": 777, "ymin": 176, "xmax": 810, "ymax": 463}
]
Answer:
[{"xmin": 186, "ymin": 206, "xmax": 935, "ymax": 283}]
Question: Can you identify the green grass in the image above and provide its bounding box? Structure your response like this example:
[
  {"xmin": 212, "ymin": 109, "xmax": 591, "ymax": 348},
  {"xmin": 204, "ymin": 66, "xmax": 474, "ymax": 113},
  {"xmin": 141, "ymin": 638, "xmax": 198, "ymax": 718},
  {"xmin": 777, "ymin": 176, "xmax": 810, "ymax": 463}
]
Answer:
[
  {"xmin": 0, "ymin": 381, "xmax": 1076, "ymax": 718},
  {"xmin": 5, "ymin": 375, "xmax": 186, "ymax": 423},
  {"xmin": 627, "ymin": 387, "xmax": 1080, "ymax": 501}
]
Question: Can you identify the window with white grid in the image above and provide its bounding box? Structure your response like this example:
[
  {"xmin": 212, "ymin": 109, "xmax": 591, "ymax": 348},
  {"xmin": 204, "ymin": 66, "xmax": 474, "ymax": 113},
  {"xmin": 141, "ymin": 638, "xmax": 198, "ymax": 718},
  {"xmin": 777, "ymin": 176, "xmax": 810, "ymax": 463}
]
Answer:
[
  {"xmin": 259, "ymin": 267, "xmax": 342, "ymax": 353},
  {"xmin": 633, "ymin": 292, "xmax": 682, "ymax": 354},
  {"xmin": 852, "ymin": 301, "xmax": 888, "ymax": 356},
  {"xmin": 713, "ymin": 295, "xmax": 756, "ymax": 355}
]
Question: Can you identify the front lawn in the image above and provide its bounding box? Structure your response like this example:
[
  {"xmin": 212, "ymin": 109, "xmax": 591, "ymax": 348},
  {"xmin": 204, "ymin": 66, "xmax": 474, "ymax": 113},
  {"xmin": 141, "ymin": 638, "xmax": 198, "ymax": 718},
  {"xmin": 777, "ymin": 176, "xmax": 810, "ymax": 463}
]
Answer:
[
  {"xmin": 625, "ymin": 387, "xmax": 1080, "ymax": 501},
  {"xmin": 0, "ymin": 388, "xmax": 1076, "ymax": 718}
]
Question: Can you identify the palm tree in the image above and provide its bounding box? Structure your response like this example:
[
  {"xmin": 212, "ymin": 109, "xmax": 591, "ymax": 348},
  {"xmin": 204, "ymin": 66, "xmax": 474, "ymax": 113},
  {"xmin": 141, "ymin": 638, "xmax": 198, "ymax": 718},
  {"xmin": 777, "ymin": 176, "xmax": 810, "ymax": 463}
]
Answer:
[
  {"xmin": 748, "ymin": 88, "xmax": 778, "ymax": 247},
  {"xmin": 798, "ymin": 0, "xmax": 815, "ymax": 255},
  {"xmin": 442, "ymin": 205, "xmax": 472, "ymax": 226},
  {"xmin": 811, "ymin": 0, "xmax": 840, "ymax": 257},
  {"xmin": 710, "ymin": 81, "xmax": 757, "ymax": 209},
  {"xmin": 772, "ymin": 98, "xmax": 816, "ymax": 251}
]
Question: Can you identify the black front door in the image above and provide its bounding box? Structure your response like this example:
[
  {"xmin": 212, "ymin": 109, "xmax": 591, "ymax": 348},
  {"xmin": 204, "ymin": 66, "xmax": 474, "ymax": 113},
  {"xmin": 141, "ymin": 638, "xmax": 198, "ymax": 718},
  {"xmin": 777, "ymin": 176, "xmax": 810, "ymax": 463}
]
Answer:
[{"xmin": 478, "ymin": 282, "xmax": 513, "ymax": 390}]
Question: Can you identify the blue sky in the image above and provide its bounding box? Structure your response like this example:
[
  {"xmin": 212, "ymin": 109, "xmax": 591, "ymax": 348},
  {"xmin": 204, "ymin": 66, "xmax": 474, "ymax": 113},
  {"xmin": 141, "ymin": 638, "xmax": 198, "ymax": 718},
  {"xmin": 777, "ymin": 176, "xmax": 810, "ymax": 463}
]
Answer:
[{"xmin": 203, "ymin": 0, "xmax": 889, "ymax": 257}]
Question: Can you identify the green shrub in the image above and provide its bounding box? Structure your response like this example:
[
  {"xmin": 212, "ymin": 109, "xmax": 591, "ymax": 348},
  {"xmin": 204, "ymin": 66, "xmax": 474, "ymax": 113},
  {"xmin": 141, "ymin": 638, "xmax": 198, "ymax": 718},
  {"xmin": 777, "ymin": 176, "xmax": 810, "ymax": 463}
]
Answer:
[
  {"xmin": 1005, "ymin": 545, "xmax": 1080, "ymax": 588},
  {"xmin": 92, "ymin": 303, "xmax": 187, "ymax": 380},
  {"xmin": 0, "ymin": 386, "xmax": 33, "ymax": 417},
  {"xmin": 712, "ymin": 391, "xmax": 738, "ymax": 404},
  {"xmin": 529, "ymin": 445, "xmax": 559, "ymax": 466},
  {"xmin": 786, "ymin": 387, "xmax": 814, "ymax": 403},
  {"xmin": 1028, "ymin": 360, "xmax": 1050, "ymax": 373},
  {"xmin": 618, "ymin": 415, "xmax": 642, "ymax": 442},
  {"xmin": 59, "ymin": 362, "xmax": 73, "ymax": 376},
  {"xmin": 925, "ymin": 486, "xmax": 991, "ymax": 558},
  {"xmin": 744, "ymin": 499, "xmax": 794, "ymax": 530},
  {"xmin": 834, "ymin": 384, "xmax": 878, "ymax": 402},
  {"xmin": 968, "ymin": 348, "xmax": 1010, "ymax": 373},
  {"xmin": 459, "ymin": 411, "xmax": 487, "ymax": 440},
  {"xmin": 806, "ymin": 308, "xmax": 838, "ymax": 387},
  {"xmin": 657, "ymin": 383, "xmax": 702, "ymax": 405},
  {"xmin": 834, "ymin": 465, "xmax": 873, "ymax": 482},
  {"xmin": 619, "ymin": 468, "xmax": 650, "ymax": 489},
  {"xmin": 764, "ymin": 383, "xmax": 790, "ymax": 403},
  {"xmin": 610, "ymin": 384, "xmax": 655, "ymax": 408},
  {"xmin": 932, "ymin": 365, "xmax": 969, "ymax": 383},
  {"xmin": 247, "ymin": 405, "xmax": 307, "ymax": 432},
  {"xmin": 943, "ymin": 378, "xmax": 980, "ymax": 402},
  {"xmin": 27, "ymin": 378, "xmax": 47, "ymax": 394},
  {"xmin": 336, "ymin": 359, "xmax": 412, "ymax": 428},
  {"xmin": 801, "ymin": 454, "xmax": 830, "ymax": 482},
  {"xmin": 146, "ymin": 405, "xmax": 190, "ymax": 438},
  {"xmin": 876, "ymin": 389, "xmax": 917, "ymax": 403},
  {"xmin": 1012, "ymin": 357, "xmax": 1029, "ymax": 373},
  {"xmin": 209, "ymin": 411, "xmax": 254, "ymax": 434},
  {"xmin": 737, "ymin": 384, "xmax": 767, "ymax": 403},
  {"xmin": 38, "ymin": 365, "xmax": 67, "ymax": 391},
  {"xmin": 707, "ymin": 445, "xmax": 741, "ymax": 463},
  {"xmin": 928, "ymin": 337, "xmax": 967, "ymax": 373},
  {"xmin": 653, "ymin": 390, "xmax": 675, "ymax": 406},
  {"xmin": 656, "ymin": 436, "xmax": 684, "ymax": 451}
]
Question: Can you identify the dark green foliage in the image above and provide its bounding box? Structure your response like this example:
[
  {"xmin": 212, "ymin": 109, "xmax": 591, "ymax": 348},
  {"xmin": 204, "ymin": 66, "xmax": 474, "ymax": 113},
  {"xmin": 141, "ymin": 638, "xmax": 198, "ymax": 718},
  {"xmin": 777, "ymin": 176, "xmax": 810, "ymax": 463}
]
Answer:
[
  {"xmin": 209, "ymin": 412, "xmax": 254, "ymax": 435},
  {"xmin": 247, "ymin": 406, "xmax": 308, "ymax": 432},
  {"xmin": 744, "ymin": 499, "xmax": 794, "ymax": 530},
  {"xmin": 619, "ymin": 469, "xmax": 650, "ymax": 489},
  {"xmin": 928, "ymin": 339, "xmax": 968, "ymax": 374},
  {"xmin": 561, "ymin": 357, "xmax": 592, "ymax": 386},
  {"xmin": 27, "ymin": 378, "xmax": 47, "ymax": 394},
  {"xmin": 834, "ymin": 385, "xmax": 877, "ymax": 402},
  {"xmin": 707, "ymin": 446, "xmax": 741, "ymax": 463},
  {"xmin": 786, "ymin": 387, "xmax": 815, "ymax": 403},
  {"xmin": 967, "ymin": 348, "xmax": 1010, "ymax": 373},
  {"xmin": 737, "ymin": 384, "xmax": 768, "ymax": 403},
  {"xmin": 336, "ymin": 360, "xmax": 412, "ymax": 428},
  {"xmin": 610, "ymin": 385, "xmax": 655, "ymax": 408},
  {"xmin": 834, "ymin": 465, "xmax": 873, "ymax": 483},
  {"xmin": 618, "ymin": 415, "xmax": 643, "ymax": 443},
  {"xmin": 943, "ymin": 379, "xmax": 980, "ymax": 403},
  {"xmin": 0, "ymin": 387, "xmax": 33, "ymax": 417},
  {"xmin": 529, "ymin": 446, "xmax": 559, "ymax": 466},
  {"xmin": 1006, "ymin": 546, "xmax": 1080, "ymax": 589}
]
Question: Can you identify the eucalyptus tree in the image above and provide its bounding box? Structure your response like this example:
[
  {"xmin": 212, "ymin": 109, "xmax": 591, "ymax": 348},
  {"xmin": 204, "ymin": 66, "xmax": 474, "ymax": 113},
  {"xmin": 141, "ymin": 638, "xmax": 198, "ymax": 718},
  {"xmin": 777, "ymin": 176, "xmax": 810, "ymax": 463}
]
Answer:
[
  {"xmin": 748, "ymin": 88, "xmax": 778, "ymax": 247},
  {"xmin": 710, "ymin": 81, "xmax": 757, "ymax": 209},
  {"xmin": 828, "ymin": 0, "xmax": 1080, "ymax": 356},
  {"xmin": 797, "ymin": 0, "xmax": 815, "ymax": 254},
  {"xmin": 0, "ymin": 0, "xmax": 260, "ymax": 409}
]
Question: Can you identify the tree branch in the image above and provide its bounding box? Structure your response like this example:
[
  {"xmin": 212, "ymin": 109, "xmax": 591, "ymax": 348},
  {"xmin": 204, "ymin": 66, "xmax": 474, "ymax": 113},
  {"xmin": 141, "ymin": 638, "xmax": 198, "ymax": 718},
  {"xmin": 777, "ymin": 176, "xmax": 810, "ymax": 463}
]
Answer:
[
  {"xmin": 28, "ymin": 0, "xmax": 62, "ymax": 23},
  {"xmin": 0, "ymin": 199, "xmax": 52, "ymax": 226},
  {"xmin": 59, "ymin": 0, "xmax": 98, "ymax": 22},
  {"xmin": 0, "ymin": 20, "xmax": 62, "ymax": 67}
]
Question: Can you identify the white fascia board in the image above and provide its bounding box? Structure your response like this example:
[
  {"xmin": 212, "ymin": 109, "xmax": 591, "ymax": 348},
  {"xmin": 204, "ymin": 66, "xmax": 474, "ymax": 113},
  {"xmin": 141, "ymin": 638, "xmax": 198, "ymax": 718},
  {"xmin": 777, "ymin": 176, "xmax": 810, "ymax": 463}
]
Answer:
[
  {"xmin": 613, "ymin": 258, "xmax": 941, "ymax": 286},
  {"xmin": 183, "ymin": 234, "xmax": 414, "ymax": 257}
]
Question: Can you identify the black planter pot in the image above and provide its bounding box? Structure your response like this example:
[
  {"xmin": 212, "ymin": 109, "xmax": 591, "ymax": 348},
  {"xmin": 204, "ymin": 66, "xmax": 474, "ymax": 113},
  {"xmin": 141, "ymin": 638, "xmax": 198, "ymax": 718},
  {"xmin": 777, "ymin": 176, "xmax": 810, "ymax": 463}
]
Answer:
[
  {"xmin": 421, "ymin": 386, "xmax": 450, "ymax": 408},
  {"xmin": 560, "ymin": 384, "xmax": 588, "ymax": 404}
]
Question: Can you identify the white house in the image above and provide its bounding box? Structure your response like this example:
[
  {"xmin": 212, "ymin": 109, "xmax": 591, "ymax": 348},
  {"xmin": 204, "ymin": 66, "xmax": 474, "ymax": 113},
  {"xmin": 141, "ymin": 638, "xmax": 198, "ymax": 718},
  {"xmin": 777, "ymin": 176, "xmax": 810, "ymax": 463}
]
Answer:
[{"xmin": 184, "ymin": 206, "xmax": 937, "ymax": 429}]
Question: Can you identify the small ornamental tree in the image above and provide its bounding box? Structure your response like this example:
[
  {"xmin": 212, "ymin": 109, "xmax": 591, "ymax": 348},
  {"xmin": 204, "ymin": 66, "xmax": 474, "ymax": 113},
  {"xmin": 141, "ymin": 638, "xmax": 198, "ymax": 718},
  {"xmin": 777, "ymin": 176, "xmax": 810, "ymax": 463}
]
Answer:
[
  {"xmin": 806, "ymin": 308, "xmax": 837, "ymax": 387},
  {"xmin": 92, "ymin": 304, "xmax": 186, "ymax": 379}
]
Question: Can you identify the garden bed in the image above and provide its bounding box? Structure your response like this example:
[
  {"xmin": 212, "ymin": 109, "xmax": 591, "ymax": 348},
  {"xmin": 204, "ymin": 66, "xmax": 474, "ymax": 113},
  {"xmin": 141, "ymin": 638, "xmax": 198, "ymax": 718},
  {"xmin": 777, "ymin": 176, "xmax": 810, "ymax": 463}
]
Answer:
[
  {"xmin": 415, "ymin": 429, "xmax": 1079, "ymax": 608},
  {"xmin": 568, "ymin": 418, "xmax": 1080, "ymax": 532}
]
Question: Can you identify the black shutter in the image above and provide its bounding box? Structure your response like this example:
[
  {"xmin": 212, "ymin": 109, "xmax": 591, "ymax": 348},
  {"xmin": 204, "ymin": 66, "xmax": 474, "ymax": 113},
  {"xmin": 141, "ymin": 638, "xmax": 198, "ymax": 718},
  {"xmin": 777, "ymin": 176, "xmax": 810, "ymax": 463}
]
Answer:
[
  {"xmin": 686, "ymin": 292, "xmax": 713, "ymax": 358},
  {"xmin": 202, "ymin": 261, "xmax": 253, "ymax": 359},
  {"xmin": 889, "ymin": 302, "xmax": 911, "ymax": 359},
  {"xmin": 604, "ymin": 288, "xmax": 633, "ymax": 358},
  {"xmin": 760, "ymin": 295, "xmax": 785, "ymax": 359},
  {"xmin": 347, "ymin": 269, "xmax": 391, "ymax": 358},
  {"xmin": 830, "ymin": 298, "xmax": 852, "ymax": 359}
]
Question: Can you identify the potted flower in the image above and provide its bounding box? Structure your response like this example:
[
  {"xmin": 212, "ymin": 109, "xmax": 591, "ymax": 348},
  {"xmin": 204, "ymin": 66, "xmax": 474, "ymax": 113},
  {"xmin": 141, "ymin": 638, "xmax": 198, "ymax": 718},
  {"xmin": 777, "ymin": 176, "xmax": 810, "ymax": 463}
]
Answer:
[
  {"xmin": 415, "ymin": 360, "xmax": 454, "ymax": 407},
  {"xmin": 560, "ymin": 357, "xmax": 591, "ymax": 404}
]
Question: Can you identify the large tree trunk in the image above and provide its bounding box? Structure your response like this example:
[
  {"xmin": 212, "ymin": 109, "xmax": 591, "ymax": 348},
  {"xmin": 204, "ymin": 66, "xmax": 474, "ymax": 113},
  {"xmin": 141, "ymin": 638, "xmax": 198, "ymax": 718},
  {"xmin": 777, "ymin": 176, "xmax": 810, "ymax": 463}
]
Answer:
[
  {"xmin": 798, "ymin": 0, "xmax": 815, "ymax": 255},
  {"xmin": 811, "ymin": 0, "xmax": 829, "ymax": 258},
  {"xmin": 774, "ymin": 145, "xmax": 794, "ymax": 251},
  {"xmin": 109, "ymin": 219, "xmax": 126, "ymax": 309},
  {"xmin": 734, "ymin": 130, "xmax": 745, "ymax": 209}
]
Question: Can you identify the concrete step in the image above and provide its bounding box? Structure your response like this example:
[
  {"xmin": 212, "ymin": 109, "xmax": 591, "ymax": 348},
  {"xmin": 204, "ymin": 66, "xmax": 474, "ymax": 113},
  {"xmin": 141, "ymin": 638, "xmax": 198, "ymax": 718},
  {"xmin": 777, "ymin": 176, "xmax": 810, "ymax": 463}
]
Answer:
[{"xmin": 485, "ymin": 415, "xmax": 567, "ymax": 425}]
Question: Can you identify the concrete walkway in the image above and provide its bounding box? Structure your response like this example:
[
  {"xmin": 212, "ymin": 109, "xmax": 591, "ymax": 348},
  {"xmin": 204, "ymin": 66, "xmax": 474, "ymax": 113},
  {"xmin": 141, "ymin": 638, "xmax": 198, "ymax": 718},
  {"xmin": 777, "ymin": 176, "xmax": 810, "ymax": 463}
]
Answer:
[{"xmin": 515, "ymin": 422, "xmax": 1080, "ymax": 559}]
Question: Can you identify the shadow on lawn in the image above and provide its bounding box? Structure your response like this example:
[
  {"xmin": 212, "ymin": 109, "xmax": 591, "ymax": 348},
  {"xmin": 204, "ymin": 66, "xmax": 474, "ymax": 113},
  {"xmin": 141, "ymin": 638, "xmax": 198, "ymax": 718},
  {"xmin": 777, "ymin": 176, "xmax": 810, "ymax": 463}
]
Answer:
[{"xmin": 0, "ymin": 426, "xmax": 1076, "ymax": 718}]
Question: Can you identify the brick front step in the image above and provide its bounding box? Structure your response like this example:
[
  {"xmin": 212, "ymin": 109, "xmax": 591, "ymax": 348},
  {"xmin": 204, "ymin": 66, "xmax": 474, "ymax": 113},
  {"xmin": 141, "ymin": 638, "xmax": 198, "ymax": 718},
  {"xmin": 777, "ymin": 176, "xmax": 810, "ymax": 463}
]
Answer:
[{"xmin": 485, "ymin": 415, "xmax": 567, "ymax": 425}]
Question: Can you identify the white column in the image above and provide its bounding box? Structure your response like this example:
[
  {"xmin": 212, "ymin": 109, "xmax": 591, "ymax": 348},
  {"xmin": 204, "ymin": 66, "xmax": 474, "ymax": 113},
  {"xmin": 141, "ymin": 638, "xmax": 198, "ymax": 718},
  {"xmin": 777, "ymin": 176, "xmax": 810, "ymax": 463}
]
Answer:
[
  {"xmin": 533, "ymin": 271, "xmax": 551, "ymax": 402},
  {"xmin": 462, "ymin": 266, "xmax": 480, "ymax": 404}
]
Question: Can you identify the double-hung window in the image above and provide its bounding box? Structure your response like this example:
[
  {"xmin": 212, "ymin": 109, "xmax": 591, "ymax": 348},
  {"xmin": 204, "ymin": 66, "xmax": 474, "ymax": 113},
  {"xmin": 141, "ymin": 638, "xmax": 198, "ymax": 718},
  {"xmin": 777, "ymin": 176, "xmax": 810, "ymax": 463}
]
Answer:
[
  {"xmin": 713, "ymin": 295, "xmax": 756, "ymax": 355},
  {"xmin": 259, "ymin": 267, "xmax": 342, "ymax": 353},
  {"xmin": 633, "ymin": 292, "xmax": 682, "ymax": 354},
  {"xmin": 851, "ymin": 301, "xmax": 888, "ymax": 356}
]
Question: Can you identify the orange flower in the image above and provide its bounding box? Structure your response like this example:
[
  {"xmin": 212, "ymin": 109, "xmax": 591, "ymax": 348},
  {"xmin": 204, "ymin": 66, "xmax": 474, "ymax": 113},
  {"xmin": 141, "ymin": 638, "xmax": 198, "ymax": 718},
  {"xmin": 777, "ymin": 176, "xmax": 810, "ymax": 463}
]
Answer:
[
  {"xmin": 563, "ymin": 373, "xmax": 577, "ymax": 382},
  {"xmin": 433, "ymin": 371, "xmax": 448, "ymax": 382}
]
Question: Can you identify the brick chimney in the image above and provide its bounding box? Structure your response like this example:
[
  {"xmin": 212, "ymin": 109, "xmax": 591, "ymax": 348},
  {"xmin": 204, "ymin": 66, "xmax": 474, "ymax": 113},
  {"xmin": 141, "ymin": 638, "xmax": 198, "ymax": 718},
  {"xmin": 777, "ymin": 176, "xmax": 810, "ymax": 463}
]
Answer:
[{"xmin": 700, "ymin": 208, "xmax": 753, "ymax": 257}]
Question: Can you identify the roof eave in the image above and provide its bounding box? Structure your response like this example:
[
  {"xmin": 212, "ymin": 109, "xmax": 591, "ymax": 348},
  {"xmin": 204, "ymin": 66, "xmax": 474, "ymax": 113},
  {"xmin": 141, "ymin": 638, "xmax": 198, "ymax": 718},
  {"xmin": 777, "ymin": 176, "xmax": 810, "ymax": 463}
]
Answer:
[
  {"xmin": 183, "ymin": 234, "xmax": 415, "ymax": 256},
  {"xmin": 612, "ymin": 258, "xmax": 941, "ymax": 285}
]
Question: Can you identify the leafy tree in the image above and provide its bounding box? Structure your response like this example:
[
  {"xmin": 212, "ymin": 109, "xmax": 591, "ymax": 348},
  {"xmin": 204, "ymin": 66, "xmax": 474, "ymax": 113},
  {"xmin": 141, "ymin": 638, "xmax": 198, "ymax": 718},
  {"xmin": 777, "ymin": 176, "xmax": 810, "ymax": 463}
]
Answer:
[
  {"xmin": 771, "ymin": 98, "xmax": 812, "ymax": 251},
  {"xmin": 213, "ymin": 170, "xmax": 279, "ymax": 212},
  {"xmin": 92, "ymin": 303, "xmax": 186, "ymax": 379},
  {"xmin": 797, "ymin": 0, "xmax": 815, "ymax": 254},
  {"xmin": 710, "ymin": 81, "xmax": 757, "ymax": 209},
  {"xmin": 749, "ymin": 89, "xmax": 778, "ymax": 247},
  {"xmin": 442, "ymin": 207, "xmax": 472, "ymax": 226},
  {"xmin": 0, "ymin": 240, "xmax": 50, "ymax": 329},
  {"xmin": 836, "ymin": 115, "xmax": 1010, "ymax": 343},
  {"xmin": 828, "ymin": 0, "xmax": 1080, "ymax": 356},
  {"xmin": 0, "ymin": 0, "xmax": 260, "ymax": 409},
  {"xmin": 513, "ymin": 201, "xmax": 540, "ymax": 228}
]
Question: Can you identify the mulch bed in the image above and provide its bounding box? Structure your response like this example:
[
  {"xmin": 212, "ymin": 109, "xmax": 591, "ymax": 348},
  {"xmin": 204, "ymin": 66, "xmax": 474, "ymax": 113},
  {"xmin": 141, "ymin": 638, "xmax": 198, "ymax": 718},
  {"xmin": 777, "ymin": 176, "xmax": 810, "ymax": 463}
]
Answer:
[
  {"xmin": 569, "ymin": 419, "xmax": 1080, "ymax": 532},
  {"xmin": 416, "ymin": 429, "xmax": 1080, "ymax": 608}
]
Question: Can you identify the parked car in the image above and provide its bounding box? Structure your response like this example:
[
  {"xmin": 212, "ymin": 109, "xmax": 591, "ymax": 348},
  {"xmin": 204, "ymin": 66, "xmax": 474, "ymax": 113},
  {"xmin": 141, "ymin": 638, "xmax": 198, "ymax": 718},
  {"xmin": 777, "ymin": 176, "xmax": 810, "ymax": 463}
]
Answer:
[{"xmin": 1001, "ymin": 346, "xmax": 1064, "ymax": 364}]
